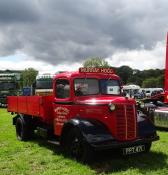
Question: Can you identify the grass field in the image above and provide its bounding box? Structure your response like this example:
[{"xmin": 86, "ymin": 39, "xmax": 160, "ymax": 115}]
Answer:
[{"xmin": 1, "ymin": 108, "xmax": 168, "ymax": 175}]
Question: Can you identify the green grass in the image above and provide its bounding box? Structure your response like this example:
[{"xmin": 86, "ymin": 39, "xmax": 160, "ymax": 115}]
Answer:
[{"xmin": 0, "ymin": 108, "xmax": 168, "ymax": 175}]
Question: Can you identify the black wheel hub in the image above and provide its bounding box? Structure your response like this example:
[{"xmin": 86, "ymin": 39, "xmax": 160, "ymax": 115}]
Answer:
[{"xmin": 71, "ymin": 137, "xmax": 83, "ymax": 159}]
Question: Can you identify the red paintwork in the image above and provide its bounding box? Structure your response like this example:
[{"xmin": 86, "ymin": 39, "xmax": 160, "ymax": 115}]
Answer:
[
  {"xmin": 8, "ymin": 96, "xmax": 54, "ymax": 124},
  {"xmin": 165, "ymin": 33, "xmax": 168, "ymax": 103},
  {"xmin": 156, "ymin": 107, "xmax": 168, "ymax": 111},
  {"xmin": 73, "ymin": 96, "xmax": 136, "ymax": 141},
  {"xmin": 146, "ymin": 92, "xmax": 165, "ymax": 102},
  {"xmin": 8, "ymin": 70, "xmax": 137, "ymax": 141}
]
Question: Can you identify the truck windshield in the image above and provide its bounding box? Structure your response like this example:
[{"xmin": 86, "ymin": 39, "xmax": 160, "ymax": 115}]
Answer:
[
  {"xmin": 74, "ymin": 79, "xmax": 99, "ymax": 96},
  {"xmin": 0, "ymin": 82, "xmax": 16, "ymax": 90},
  {"xmin": 74, "ymin": 78, "xmax": 120, "ymax": 96},
  {"xmin": 100, "ymin": 79, "xmax": 120, "ymax": 95},
  {"xmin": 36, "ymin": 79, "xmax": 52, "ymax": 89}
]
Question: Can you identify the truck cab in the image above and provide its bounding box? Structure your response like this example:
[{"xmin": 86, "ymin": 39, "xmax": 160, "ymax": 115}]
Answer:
[
  {"xmin": 0, "ymin": 73, "xmax": 20, "ymax": 107},
  {"xmin": 8, "ymin": 67, "xmax": 159, "ymax": 162},
  {"xmin": 53, "ymin": 68, "xmax": 137, "ymax": 139}
]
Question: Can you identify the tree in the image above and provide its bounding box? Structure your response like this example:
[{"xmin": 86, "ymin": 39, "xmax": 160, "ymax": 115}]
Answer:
[
  {"xmin": 20, "ymin": 68, "xmax": 38, "ymax": 87},
  {"xmin": 157, "ymin": 74, "xmax": 164, "ymax": 88},
  {"xmin": 128, "ymin": 70, "xmax": 143, "ymax": 86},
  {"xmin": 83, "ymin": 57, "xmax": 110, "ymax": 68},
  {"xmin": 126, "ymin": 68, "xmax": 164, "ymax": 87},
  {"xmin": 115, "ymin": 66, "xmax": 133, "ymax": 84},
  {"xmin": 142, "ymin": 78, "xmax": 157, "ymax": 88},
  {"xmin": 142, "ymin": 75, "xmax": 164, "ymax": 88}
]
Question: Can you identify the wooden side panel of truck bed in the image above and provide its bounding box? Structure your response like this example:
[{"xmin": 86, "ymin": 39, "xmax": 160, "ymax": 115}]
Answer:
[{"xmin": 7, "ymin": 96, "xmax": 54, "ymax": 124}]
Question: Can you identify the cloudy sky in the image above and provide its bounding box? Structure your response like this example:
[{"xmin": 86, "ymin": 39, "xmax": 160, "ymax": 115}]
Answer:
[{"xmin": 0, "ymin": 0, "xmax": 168, "ymax": 73}]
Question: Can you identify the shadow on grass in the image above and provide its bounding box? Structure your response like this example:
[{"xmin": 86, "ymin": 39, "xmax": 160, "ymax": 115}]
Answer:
[
  {"xmin": 89, "ymin": 149, "xmax": 167, "ymax": 174},
  {"xmin": 156, "ymin": 127, "xmax": 168, "ymax": 132},
  {"xmin": 30, "ymin": 137, "xmax": 167, "ymax": 174}
]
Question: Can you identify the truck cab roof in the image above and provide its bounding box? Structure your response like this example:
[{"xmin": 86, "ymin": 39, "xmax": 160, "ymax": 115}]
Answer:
[{"xmin": 54, "ymin": 70, "xmax": 120, "ymax": 80}]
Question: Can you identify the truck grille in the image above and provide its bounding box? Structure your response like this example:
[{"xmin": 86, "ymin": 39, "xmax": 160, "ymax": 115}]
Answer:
[{"xmin": 115, "ymin": 104, "xmax": 136, "ymax": 141}]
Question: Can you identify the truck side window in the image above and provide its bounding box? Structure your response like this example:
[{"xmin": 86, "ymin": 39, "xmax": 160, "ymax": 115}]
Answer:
[{"xmin": 56, "ymin": 79, "xmax": 70, "ymax": 99}]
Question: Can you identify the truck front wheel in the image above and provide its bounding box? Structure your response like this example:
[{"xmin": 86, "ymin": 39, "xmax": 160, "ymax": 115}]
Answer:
[
  {"xmin": 145, "ymin": 143, "xmax": 152, "ymax": 152},
  {"xmin": 66, "ymin": 127, "xmax": 94, "ymax": 163},
  {"xmin": 16, "ymin": 116, "xmax": 33, "ymax": 141}
]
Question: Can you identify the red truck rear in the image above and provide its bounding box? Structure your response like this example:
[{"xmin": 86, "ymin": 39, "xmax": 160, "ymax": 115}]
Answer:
[{"xmin": 8, "ymin": 67, "xmax": 159, "ymax": 162}]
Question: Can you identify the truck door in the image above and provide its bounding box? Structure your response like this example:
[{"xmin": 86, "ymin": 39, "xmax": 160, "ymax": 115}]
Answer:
[{"xmin": 53, "ymin": 78, "xmax": 72, "ymax": 136}]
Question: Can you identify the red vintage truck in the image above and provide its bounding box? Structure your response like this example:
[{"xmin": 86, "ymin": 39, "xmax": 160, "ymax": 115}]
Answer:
[{"xmin": 7, "ymin": 67, "xmax": 159, "ymax": 162}]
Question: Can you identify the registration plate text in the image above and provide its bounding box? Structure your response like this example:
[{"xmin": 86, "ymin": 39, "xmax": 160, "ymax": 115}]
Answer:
[{"xmin": 123, "ymin": 145, "xmax": 145, "ymax": 155}]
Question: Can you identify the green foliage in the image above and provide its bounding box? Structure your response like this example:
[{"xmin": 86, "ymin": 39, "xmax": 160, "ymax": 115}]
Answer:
[
  {"xmin": 142, "ymin": 75, "xmax": 164, "ymax": 88},
  {"xmin": 83, "ymin": 57, "xmax": 110, "ymax": 68},
  {"xmin": 20, "ymin": 68, "xmax": 38, "ymax": 87},
  {"xmin": 115, "ymin": 66, "xmax": 133, "ymax": 84},
  {"xmin": 142, "ymin": 77, "xmax": 159, "ymax": 88},
  {"xmin": 158, "ymin": 74, "xmax": 165, "ymax": 87},
  {"xmin": 119, "ymin": 67, "xmax": 165, "ymax": 87}
]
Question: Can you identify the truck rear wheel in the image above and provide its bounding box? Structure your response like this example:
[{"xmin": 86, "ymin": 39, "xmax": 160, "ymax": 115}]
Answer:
[
  {"xmin": 16, "ymin": 116, "xmax": 33, "ymax": 141},
  {"xmin": 66, "ymin": 127, "xmax": 94, "ymax": 163}
]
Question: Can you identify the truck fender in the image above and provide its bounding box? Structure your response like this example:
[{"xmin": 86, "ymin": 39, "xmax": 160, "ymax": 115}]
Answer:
[
  {"xmin": 137, "ymin": 113, "xmax": 156, "ymax": 138},
  {"xmin": 13, "ymin": 114, "xmax": 32, "ymax": 126},
  {"xmin": 13, "ymin": 115, "xmax": 20, "ymax": 125},
  {"xmin": 60, "ymin": 118, "xmax": 114, "ymax": 146}
]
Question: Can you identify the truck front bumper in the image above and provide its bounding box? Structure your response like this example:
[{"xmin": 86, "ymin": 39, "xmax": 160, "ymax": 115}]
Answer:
[{"xmin": 91, "ymin": 135, "xmax": 159, "ymax": 151}]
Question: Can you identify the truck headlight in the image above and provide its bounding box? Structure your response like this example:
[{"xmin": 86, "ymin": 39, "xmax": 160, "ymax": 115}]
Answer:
[
  {"xmin": 140, "ymin": 102, "xmax": 145, "ymax": 108},
  {"xmin": 109, "ymin": 103, "xmax": 115, "ymax": 111}
]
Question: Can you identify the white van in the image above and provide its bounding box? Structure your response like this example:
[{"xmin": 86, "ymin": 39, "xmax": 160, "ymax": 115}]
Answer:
[{"xmin": 123, "ymin": 84, "xmax": 141, "ymax": 98}]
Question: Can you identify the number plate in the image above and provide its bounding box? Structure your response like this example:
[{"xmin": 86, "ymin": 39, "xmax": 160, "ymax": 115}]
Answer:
[{"xmin": 123, "ymin": 145, "xmax": 145, "ymax": 155}]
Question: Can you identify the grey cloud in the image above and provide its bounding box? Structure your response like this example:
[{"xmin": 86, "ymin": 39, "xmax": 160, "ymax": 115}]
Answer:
[
  {"xmin": 0, "ymin": 0, "xmax": 39, "ymax": 23},
  {"xmin": 0, "ymin": 0, "xmax": 168, "ymax": 65}
]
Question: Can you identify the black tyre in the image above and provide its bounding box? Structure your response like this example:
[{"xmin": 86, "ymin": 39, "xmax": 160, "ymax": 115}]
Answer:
[
  {"xmin": 16, "ymin": 116, "xmax": 33, "ymax": 141},
  {"xmin": 145, "ymin": 143, "xmax": 152, "ymax": 152},
  {"xmin": 66, "ymin": 127, "xmax": 94, "ymax": 163}
]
